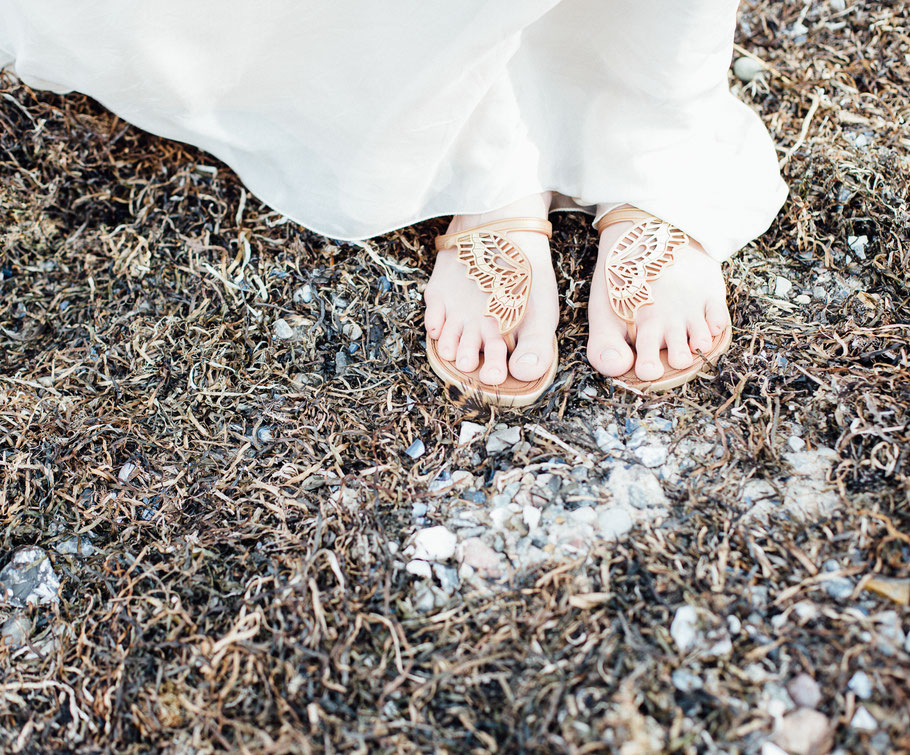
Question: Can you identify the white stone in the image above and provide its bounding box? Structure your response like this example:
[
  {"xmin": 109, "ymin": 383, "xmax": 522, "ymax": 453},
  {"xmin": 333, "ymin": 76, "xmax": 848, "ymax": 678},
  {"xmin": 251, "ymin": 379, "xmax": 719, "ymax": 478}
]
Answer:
[
  {"xmin": 406, "ymin": 559, "xmax": 433, "ymax": 579},
  {"xmin": 850, "ymin": 706, "xmax": 877, "ymax": 731},
  {"xmin": 761, "ymin": 743, "xmax": 789, "ymax": 755},
  {"xmin": 522, "ymin": 505, "xmax": 541, "ymax": 531},
  {"xmin": 848, "ymin": 234, "xmax": 869, "ymax": 259},
  {"xmin": 457, "ymin": 421, "xmax": 485, "ymax": 447},
  {"xmin": 671, "ymin": 670, "xmax": 703, "ymax": 692},
  {"xmin": 848, "ymin": 671, "xmax": 873, "ymax": 700},
  {"xmin": 788, "ymin": 436, "xmax": 807, "ymax": 452},
  {"xmin": 411, "ymin": 526, "xmax": 457, "ymax": 562},
  {"xmin": 489, "ymin": 506, "xmax": 513, "ymax": 530},
  {"xmin": 787, "ymin": 673, "xmax": 822, "ymax": 709},
  {"xmin": 273, "ymin": 318, "xmax": 295, "ymax": 340},
  {"xmin": 568, "ymin": 506, "xmax": 597, "ymax": 526},
  {"xmin": 774, "ymin": 276, "xmax": 793, "ymax": 297},
  {"xmin": 733, "ymin": 56, "xmax": 765, "ymax": 83},
  {"xmin": 597, "ymin": 508, "xmax": 633, "ymax": 540},
  {"xmin": 633, "ymin": 444, "xmax": 668, "ymax": 468},
  {"xmin": 795, "ymin": 294, "xmax": 812, "ymax": 305},
  {"xmin": 670, "ymin": 605, "xmax": 699, "ymax": 652},
  {"xmin": 486, "ymin": 426, "xmax": 521, "ymax": 454}
]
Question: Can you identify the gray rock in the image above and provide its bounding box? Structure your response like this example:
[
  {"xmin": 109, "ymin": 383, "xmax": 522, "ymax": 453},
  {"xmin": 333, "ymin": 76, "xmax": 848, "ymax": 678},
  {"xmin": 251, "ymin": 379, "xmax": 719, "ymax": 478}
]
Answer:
[
  {"xmin": 433, "ymin": 564, "xmax": 459, "ymax": 594},
  {"xmin": 594, "ymin": 425, "xmax": 624, "ymax": 453},
  {"xmin": 824, "ymin": 577, "xmax": 854, "ymax": 600},
  {"xmin": 486, "ymin": 427, "xmax": 521, "ymax": 454},
  {"xmin": 293, "ymin": 284, "xmax": 314, "ymax": 303},
  {"xmin": 0, "ymin": 547, "xmax": 61, "ymax": 607}
]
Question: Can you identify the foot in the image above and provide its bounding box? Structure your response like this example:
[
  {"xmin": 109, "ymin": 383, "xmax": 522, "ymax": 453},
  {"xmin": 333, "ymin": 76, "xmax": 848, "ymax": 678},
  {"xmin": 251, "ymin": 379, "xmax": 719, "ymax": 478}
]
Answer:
[
  {"xmin": 587, "ymin": 207, "xmax": 731, "ymax": 382},
  {"xmin": 424, "ymin": 193, "xmax": 558, "ymax": 386}
]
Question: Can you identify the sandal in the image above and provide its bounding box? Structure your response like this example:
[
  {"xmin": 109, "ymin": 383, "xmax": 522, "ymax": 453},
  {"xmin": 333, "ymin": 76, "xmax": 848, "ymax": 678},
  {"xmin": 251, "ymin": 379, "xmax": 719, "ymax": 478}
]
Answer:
[
  {"xmin": 426, "ymin": 217, "xmax": 558, "ymax": 408},
  {"xmin": 596, "ymin": 206, "xmax": 732, "ymax": 392}
]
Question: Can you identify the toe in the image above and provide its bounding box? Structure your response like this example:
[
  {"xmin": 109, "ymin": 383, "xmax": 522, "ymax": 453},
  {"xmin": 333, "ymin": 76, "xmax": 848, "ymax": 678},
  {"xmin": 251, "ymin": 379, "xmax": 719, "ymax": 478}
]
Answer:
[
  {"xmin": 479, "ymin": 321, "xmax": 508, "ymax": 385},
  {"xmin": 509, "ymin": 329, "xmax": 554, "ymax": 382},
  {"xmin": 436, "ymin": 318, "xmax": 463, "ymax": 362},
  {"xmin": 455, "ymin": 325, "xmax": 482, "ymax": 373},
  {"xmin": 587, "ymin": 323, "xmax": 635, "ymax": 377},
  {"xmin": 424, "ymin": 289, "xmax": 445, "ymax": 339},
  {"xmin": 688, "ymin": 317, "xmax": 713, "ymax": 356},
  {"xmin": 633, "ymin": 320, "xmax": 665, "ymax": 382},
  {"xmin": 705, "ymin": 298, "xmax": 730, "ymax": 337},
  {"xmin": 665, "ymin": 322, "xmax": 694, "ymax": 370}
]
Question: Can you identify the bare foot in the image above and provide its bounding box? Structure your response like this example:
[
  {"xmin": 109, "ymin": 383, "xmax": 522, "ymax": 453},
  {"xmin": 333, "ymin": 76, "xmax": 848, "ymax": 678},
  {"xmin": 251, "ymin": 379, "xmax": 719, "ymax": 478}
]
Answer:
[
  {"xmin": 587, "ymin": 206, "xmax": 731, "ymax": 382},
  {"xmin": 424, "ymin": 193, "xmax": 558, "ymax": 386}
]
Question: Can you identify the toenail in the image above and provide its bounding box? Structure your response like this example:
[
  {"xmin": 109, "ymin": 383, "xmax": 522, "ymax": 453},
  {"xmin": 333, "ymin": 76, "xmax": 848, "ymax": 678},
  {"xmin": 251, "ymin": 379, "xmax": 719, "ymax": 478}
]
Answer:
[
  {"xmin": 518, "ymin": 353, "xmax": 538, "ymax": 365},
  {"xmin": 601, "ymin": 349, "xmax": 620, "ymax": 363}
]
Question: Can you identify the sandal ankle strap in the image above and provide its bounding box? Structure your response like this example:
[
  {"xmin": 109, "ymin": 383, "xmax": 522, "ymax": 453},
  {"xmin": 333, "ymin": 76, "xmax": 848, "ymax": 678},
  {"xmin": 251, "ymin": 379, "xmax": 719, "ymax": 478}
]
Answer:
[{"xmin": 435, "ymin": 217, "xmax": 552, "ymax": 251}]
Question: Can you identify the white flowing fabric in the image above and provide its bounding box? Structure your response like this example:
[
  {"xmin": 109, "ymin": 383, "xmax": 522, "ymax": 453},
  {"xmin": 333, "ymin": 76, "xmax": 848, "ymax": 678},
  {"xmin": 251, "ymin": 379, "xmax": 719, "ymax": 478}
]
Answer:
[{"xmin": 0, "ymin": 0, "xmax": 787, "ymax": 261}]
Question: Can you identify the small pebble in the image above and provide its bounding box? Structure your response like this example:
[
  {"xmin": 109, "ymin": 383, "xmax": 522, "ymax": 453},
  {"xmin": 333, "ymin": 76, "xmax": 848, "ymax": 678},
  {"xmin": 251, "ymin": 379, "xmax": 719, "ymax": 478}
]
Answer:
[
  {"xmin": 671, "ymin": 669, "xmax": 703, "ymax": 693},
  {"xmin": 775, "ymin": 276, "xmax": 793, "ymax": 297},
  {"xmin": 293, "ymin": 284, "xmax": 314, "ymax": 303},
  {"xmin": 458, "ymin": 538, "xmax": 503, "ymax": 578},
  {"xmin": 772, "ymin": 708, "xmax": 833, "ymax": 755},
  {"xmin": 594, "ymin": 425, "xmax": 624, "ymax": 452},
  {"xmin": 0, "ymin": 547, "xmax": 61, "ymax": 607},
  {"xmin": 457, "ymin": 421, "xmax": 485, "ymax": 447},
  {"xmin": 404, "ymin": 439, "xmax": 426, "ymax": 459},
  {"xmin": 273, "ymin": 318, "xmax": 295, "ymax": 340},
  {"xmin": 486, "ymin": 427, "xmax": 521, "ymax": 454},
  {"xmin": 670, "ymin": 605, "xmax": 699, "ymax": 652},
  {"xmin": 433, "ymin": 563, "xmax": 459, "ymax": 594},
  {"xmin": 597, "ymin": 508, "xmax": 633, "ymax": 540},
  {"xmin": 824, "ymin": 576, "xmax": 854, "ymax": 600},
  {"xmin": 406, "ymin": 560, "xmax": 433, "ymax": 579},
  {"xmin": 787, "ymin": 436, "xmax": 807, "ymax": 452},
  {"xmin": 787, "ymin": 673, "xmax": 822, "ymax": 709},
  {"xmin": 850, "ymin": 706, "xmax": 878, "ymax": 732},
  {"xmin": 411, "ymin": 527, "xmax": 457, "ymax": 561},
  {"xmin": 733, "ymin": 56, "xmax": 765, "ymax": 83},
  {"xmin": 55, "ymin": 536, "xmax": 96, "ymax": 557},
  {"xmin": 848, "ymin": 670, "xmax": 873, "ymax": 700},
  {"xmin": 522, "ymin": 506, "xmax": 541, "ymax": 531},
  {"xmin": 848, "ymin": 234, "xmax": 869, "ymax": 259},
  {"xmin": 633, "ymin": 445, "xmax": 668, "ymax": 469}
]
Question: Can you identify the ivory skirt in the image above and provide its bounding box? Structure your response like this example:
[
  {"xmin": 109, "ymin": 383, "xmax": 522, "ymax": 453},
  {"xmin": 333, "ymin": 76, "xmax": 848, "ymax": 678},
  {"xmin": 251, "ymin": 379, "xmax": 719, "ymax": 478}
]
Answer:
[{"xmin": 0, "ymin": 0, "xmax": 788, "ymax": 260}]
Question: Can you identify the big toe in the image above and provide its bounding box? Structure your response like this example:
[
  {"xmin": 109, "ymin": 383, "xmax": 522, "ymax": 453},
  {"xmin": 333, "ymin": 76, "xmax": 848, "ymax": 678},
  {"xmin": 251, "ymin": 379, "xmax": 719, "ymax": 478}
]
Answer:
[
  {"xmin": 509, "ymin": 330, "xmax": 555, "ymax": 382},
  {"xmin": 587, "ymin": 327, "xmax": 635, "ymax": 377}
]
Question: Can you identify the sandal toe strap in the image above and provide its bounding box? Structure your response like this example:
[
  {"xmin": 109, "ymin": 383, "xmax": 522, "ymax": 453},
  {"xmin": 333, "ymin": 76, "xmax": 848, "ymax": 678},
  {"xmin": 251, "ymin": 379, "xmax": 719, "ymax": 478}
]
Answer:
[
  {"xmin": 435, "ymin": 217, "xmax": 551, "ymax": 337},
  {"xmin": 599, "ymin": 209, "xmax": 691, "ymax": 323}
]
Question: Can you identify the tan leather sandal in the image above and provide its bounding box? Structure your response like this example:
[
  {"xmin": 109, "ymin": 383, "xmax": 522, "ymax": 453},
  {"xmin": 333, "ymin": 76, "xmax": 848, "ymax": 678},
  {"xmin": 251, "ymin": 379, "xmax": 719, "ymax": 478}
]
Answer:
[
  {"xmin": 427, "ymin": 217, "xmax": 558, "ymax": 408},
  {"xmin": 596, "ymin": 206, "xmax": 732, "ymax": 392}
]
